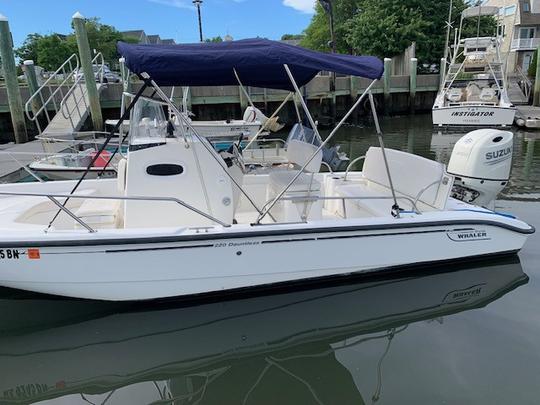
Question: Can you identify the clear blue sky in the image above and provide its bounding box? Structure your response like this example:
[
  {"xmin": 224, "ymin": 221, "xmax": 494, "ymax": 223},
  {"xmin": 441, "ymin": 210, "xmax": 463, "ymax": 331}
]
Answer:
[{"xmin": 0, "ymin": 0, "xmax": 316, "ymax": 47}]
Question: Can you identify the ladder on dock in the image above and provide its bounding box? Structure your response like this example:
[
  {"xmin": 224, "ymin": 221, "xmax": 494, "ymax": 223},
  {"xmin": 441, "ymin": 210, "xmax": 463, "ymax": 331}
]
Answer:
[
  {"xmin": 507, "ymin": 67, "xmax": 532, "ymax": 106},
  {"xmin": 24, "ymin": 53, "xmax": 106, "ymax": 140}
]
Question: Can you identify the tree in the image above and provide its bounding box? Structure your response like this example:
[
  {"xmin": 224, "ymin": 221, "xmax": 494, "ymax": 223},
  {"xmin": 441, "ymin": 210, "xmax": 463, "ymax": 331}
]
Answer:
[
  {"xmin": 300, "ymin": 0, "xmax": 496, "ymax": 64},
  {"xmin": 301, "ymin": 0, "xmax": 358, "ymax": 54},
  {"xmin": 35, "ymin": 35, "xmax": 76, "ymax": 71},
  {"xmin": 14, "ymin": 33, "xmax": 43, "ymax": 62},
  {"xmin": 281, "ymin": 34, "xmax": 304, "ymax": 41},
  {"xmin": 205, "ymin": 36, "xmax": 223, "ymax": 43}
]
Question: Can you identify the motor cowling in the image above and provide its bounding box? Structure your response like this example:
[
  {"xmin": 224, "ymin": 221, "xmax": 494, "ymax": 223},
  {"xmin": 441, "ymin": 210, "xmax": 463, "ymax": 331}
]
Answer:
[{"xmin": 448, "ymin": 129, "xmax": 513, "ymax": 208}]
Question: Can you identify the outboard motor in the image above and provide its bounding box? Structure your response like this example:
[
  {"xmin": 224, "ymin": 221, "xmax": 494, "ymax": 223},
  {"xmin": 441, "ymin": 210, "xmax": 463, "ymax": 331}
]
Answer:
[{"xmin": 448, "ymin": 129, "xmax": 513, "ymax": 208}]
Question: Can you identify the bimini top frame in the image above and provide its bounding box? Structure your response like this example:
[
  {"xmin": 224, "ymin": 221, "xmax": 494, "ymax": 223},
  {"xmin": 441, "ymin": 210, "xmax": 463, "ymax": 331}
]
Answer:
[{"xmin": 48, "ymin": 38, "xmax": 397, "ymax": 229}]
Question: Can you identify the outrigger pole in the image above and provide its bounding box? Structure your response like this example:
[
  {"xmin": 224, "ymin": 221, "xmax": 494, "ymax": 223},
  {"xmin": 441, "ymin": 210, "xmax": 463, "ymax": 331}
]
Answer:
[
  {"xmin": 256, "ymin": 64, "xmax": 401, "ymax": 224},
  {"xmin": 46, "ymin": 81, "xmax": 151, "ymax": 231}
]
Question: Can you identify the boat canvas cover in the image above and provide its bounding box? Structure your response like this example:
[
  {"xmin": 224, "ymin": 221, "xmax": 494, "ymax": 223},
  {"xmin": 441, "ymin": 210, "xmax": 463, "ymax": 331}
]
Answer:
[{"xmin": 117, "ymin": 38, "xmax": 383, "ymax": 90}]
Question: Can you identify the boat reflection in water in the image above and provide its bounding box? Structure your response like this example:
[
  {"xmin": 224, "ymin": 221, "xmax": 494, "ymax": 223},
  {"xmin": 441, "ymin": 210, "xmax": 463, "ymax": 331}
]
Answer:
[{"xmin": 0, "ymin": 257, "xmax": 527, "ymax": 404}]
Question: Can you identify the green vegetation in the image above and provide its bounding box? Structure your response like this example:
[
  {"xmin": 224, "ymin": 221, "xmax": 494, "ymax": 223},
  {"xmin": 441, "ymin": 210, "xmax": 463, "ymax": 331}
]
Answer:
[
  {"xmin": 300, "ymin": 0, "xmax": 496, "ymax": 65},
  {"xmin": 528, "ymin": 49, "xmax": 538, "ymax": 77},
  {"xmin": 15, "ymin": 18, "xmax": 137, "ymax": 71},
  {"xmin": 205, "ymin": 36, "xmax": 223, "ymax": 43}
]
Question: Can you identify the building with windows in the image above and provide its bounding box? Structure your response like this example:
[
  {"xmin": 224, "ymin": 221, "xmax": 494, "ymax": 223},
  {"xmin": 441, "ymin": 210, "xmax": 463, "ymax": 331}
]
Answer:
[{"xmin": 485, "ymin": 0, "xmax": 540, "ymax": 73}]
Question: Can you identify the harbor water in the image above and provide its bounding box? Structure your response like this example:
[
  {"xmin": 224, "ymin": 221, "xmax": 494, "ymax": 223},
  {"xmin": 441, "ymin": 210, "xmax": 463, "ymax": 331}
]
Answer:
[{"xmin": 0, "ymin": 113, "xmax": 539, "ymax": 404}]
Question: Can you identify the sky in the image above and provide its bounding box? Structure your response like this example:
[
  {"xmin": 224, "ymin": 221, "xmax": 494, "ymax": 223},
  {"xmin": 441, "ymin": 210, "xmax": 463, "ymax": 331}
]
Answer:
[{"xmin": 0, "ymin": 0, "xmax": 317, "ymax": 48}]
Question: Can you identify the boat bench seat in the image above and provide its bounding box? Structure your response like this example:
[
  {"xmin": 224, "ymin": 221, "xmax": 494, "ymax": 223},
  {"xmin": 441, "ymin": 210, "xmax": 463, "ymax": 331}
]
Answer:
[
  {"xmin": 75, "ymin": 198, "xmax": 122, "ymax": 229},
  {"xmin": 362, "ymin": 147, "xmax": 453, "ymax": 211}
]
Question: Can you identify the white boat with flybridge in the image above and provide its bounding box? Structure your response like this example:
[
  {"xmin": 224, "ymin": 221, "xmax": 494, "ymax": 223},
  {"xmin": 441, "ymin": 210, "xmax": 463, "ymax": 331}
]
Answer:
[
  {"xmin": 433, "ymin": 5, "xmax": 516, "ymax": 127},
  {"xmin": 0, "ymin": 38, "xmax": 533, "ymax": 301}
]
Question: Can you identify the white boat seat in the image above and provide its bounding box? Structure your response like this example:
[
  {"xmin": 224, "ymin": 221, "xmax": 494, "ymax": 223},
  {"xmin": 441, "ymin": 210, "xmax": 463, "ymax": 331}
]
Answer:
[
  {"xmin": 286, "ymin": 140, "xmax": 322, "ymax": 173},
  {"xmin": 75, "ymin": 198, "xmax": 122, "ymax": 229},
  {"xmin": 363, "ymin": 147, "xmax": 453, "ymax": 210},
  {"xmin": 269, "ymin": 170, "xmax": 321, "ymax": 193}
]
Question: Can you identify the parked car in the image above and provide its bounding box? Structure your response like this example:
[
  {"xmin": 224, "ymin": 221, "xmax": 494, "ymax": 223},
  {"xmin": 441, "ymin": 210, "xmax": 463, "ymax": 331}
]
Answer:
[{"xmin": 74, "ymin": 64, "xmax": 122, "ymax": 83}]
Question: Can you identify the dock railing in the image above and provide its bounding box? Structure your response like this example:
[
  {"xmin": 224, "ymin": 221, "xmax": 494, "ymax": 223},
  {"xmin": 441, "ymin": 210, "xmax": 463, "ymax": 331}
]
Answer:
[{"xmin": 24, "ymin": 54, "xmax": 80, "ymax": 135}]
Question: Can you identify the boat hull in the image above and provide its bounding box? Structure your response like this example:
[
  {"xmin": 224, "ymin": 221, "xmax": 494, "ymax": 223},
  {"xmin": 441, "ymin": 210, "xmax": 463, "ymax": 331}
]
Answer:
[
  {"xmin": 432, "ymin": 105, "xmax": 516, "ymax": 127},
  {"xmin": 0, "ymin": 219, "xmax": 531, "ymax": 301},
  {"xmin": 30, "ymin": 167, "xmax": 117, "ymax": 181}
]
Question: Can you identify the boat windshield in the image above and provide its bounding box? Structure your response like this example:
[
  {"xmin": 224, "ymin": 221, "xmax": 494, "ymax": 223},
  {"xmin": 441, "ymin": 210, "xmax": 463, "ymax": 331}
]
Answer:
[{"xmin": 129, "ymin": 98, "xmax": 169, "ymax": 145}]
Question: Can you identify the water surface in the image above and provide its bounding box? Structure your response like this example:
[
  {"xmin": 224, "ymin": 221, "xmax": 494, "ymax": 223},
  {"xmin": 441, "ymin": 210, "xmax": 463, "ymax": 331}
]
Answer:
[{"xmin": 1, "ymin": 114, "xmax": 539, "ymax": 405}]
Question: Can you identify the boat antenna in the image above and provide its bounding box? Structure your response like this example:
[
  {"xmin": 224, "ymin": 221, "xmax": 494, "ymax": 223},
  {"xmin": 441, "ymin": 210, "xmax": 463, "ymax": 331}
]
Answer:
[{"xmin": 46, "ymin": 81, "xmax": 151, "ymax": 231}]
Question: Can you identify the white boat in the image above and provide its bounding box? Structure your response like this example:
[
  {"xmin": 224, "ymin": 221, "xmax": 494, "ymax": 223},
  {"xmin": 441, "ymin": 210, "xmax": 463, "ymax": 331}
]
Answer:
[
  {"xmin": 433, "ymin": 6, "xmax": 516, "ymax": 127},
  {"xmin": 0, "ymin": 38, "xmax": 532, "ymax": 301},
  {"xmin": 0, "ymin": 256, "xmax": 527, "ymax": 404}
]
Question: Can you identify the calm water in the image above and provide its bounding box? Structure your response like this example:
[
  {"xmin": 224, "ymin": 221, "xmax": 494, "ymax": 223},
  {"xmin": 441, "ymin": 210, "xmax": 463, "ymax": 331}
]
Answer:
[{"xmin": 1, "ymin": 114, "xmax": 540, "ymax": 404}]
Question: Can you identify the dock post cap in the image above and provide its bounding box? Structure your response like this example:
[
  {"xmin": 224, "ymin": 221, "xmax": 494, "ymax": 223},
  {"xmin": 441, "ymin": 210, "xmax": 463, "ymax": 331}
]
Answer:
[
  {"xmin": 72, "ymin": 11, "xmax": 84, "ymax": 19},
  {"xmin": 23, "ymin": 60, "xmax": 34, "ymax": 66},
  {"xmin": 119, "ymin": 57, "xmax": 125, "ymax": 62},
  {"xmin": 0, "ymin": 14, "xmax": 8, "ymax": 22},
  {"xmin": 410, "ymin": 57, "xmax": 418, "ymax": 62},
  {"xmin": 384, "ymin": 57, "xmax": 392, "ymax": 62}
]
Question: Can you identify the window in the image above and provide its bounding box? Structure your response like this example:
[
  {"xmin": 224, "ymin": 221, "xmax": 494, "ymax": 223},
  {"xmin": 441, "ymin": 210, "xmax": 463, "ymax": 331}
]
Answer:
[
  {"xmin": 523, "ymin": 1, "xmax": 531, "ymax": 12},
  {"xmin": 520, "ymin": 27, "xmax": 536, "ymax": 39},
  {"xmin": 504, "ymin": 5, "xmax": 516, "ymax": 15}
]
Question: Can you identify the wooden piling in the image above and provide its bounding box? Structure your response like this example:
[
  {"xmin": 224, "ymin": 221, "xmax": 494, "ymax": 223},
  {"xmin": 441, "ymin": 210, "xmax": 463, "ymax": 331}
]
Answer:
[
  {"xmin": 409, "ymin": 57, "xmax": 417, "ymax": 114},
  {"xmin": 72, "ymin": 12, "xmax": 103, "ymax": 131},
  {"xmin": 383, "ymin": 58, "xmax": 392, "ymax": 115},
  {"xmin": 0, "ymin": 14, "xmax": 27, "ymax": 143},
  {"xmin": 534, "ymin": 45, "xmax": 540, "ymax": 106},
  {"xmin": 22, "ymin": 60, "xmax": 42, "ymax": 115}
]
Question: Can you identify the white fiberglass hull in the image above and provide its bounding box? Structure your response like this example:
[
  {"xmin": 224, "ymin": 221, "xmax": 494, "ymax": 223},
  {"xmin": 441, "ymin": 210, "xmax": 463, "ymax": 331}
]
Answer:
[
  {"xmin": 0, "ymin": 212, "xmax": 532, "ymax": 301},
  {"xmin": 432, "ymin": 105, "xmax": 516, "ymax": 127}
]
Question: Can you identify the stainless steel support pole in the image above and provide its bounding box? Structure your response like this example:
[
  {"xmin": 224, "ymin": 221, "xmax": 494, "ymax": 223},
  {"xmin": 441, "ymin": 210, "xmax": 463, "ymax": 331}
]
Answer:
[
  {"xmin": 256, "ymin": 75, "xmax": 378, "ymax": 224},
  {"xmin": 368, "ymin": 91, "xmax": 400, "ymax": 218}
]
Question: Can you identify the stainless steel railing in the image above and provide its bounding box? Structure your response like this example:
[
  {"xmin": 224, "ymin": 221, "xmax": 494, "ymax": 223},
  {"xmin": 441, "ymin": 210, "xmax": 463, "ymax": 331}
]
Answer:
[
  {"xmin": 24, "ymin": 54, "xmax": 80, "ymax": 135},
  {"xmin": 0, "ymin": 191, "xmax": 232, "ymax": 232}
]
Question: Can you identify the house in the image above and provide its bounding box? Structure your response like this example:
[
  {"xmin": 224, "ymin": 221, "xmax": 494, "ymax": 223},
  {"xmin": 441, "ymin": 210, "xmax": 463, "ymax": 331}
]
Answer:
[
  {"xmin": 485, "ymin": 0, "xmax": 540, "ymax": 73},
  {"xmin": 121, "ymin": 30, "xmax": 150, "ymax": 44},
  {"xmin": 121, "ymin": 30, "xmax": 176, "ymax": 45}
]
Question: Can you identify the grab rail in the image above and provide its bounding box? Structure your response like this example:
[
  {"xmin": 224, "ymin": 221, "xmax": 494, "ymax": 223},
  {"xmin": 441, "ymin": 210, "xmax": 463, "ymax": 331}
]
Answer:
[
  {"xmin": 0, "ymin": 191, "xmax": 232, "ymax": 232},
  {"xmin": 60, "ymin": 52, "xmax": 105, "ymax": 129},
  {"xmin": 261, "ymin": 194, "xmax": 420, "ymax": 220},
  {"xmin": 24, "ymin": 54, "xmax": 80, "ymax": 135},
  {"xmin": 343, "ymin": 155, "xmax": 366, "ymax": 181}
]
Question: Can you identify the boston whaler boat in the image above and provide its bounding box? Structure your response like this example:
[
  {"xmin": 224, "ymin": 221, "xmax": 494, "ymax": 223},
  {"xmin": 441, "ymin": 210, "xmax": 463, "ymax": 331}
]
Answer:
[
  {"xmin": 433, "ymin": 5, "xmax": 516, "ymax": 127},
  {"xmin": 0, "ymin": 39, "xmax": 533, "ymax": 301}
]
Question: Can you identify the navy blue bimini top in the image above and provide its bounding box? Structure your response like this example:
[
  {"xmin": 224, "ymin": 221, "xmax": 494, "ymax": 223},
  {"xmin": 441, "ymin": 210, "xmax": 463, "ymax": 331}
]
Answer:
[{"xmin": 117, "ymin": 38, "xmax": 383, "ymax": 91}]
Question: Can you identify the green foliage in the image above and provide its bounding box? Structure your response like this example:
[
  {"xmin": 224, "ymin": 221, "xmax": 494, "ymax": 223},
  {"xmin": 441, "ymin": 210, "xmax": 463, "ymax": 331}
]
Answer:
[
  {"xmin": 300, "ymin": 0, "xmax": 497, "ymax": 64},
  {"xmin": 205, "ymin": 36, "xmax": 223, "ymax": 43},
  {"xmin": 34, "ymin": 35, "xmax": 76, "ymax": 71},
  {"xmin": 14, "ymin": 33, "xmax": 43, "ymax": 62},
  {"xmin": 281, "ymin": 34, "xmax": 304, "ymax": 41},
  {"xmin": 16, "ymin": 17, "xmax": 137, "ymax": 71},
  {"xmin": 528, "ymin": 49, "xmax": 537, "ymax": 77}
]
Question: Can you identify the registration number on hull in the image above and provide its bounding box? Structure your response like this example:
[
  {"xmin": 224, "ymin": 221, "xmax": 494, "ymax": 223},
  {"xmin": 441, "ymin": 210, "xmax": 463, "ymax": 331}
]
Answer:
[{"xmin": 0, "ymin": 248, "xmax": 41, "ymax": 260}]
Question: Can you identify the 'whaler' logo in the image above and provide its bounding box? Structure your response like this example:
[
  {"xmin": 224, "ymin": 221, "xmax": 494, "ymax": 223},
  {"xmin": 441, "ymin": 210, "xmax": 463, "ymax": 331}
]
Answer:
[{"xmin": 447, "ymin": 230, "xmax": 490, "ymax": 242}]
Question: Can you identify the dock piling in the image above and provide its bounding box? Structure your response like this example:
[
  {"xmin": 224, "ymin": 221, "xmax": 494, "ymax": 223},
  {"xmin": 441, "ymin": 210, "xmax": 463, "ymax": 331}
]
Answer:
[
  {"xmin": 534, "ymin": 45, "xmax": 540, "ymax": 106},
  {"xmin": 409, "ymin": 57, "xmax": 417, "ymax": 114},
  {"xmin": 72, "ymin": 12, "xmax": 103, "ymax": 131},
  {"xmin": 23, "ymin": 60, "xmax": 42, "ymax": 116},
  {"xmin": 0, "ymin": 14, "xmax": 28, "ymax": 143},
  {"xmin": 383, "ymin": 58, "xmax": 392, "ymax": 115},
  {"xmin": 439, "ymin": 58, "xmax": 446, "ymax": 89}
]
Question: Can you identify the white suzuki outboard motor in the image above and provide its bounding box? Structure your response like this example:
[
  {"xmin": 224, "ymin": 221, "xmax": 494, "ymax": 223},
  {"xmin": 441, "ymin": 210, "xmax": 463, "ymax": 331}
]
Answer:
[{"xmin": 448, "ymin": 129, "xmax": 513, "ymax": 208}]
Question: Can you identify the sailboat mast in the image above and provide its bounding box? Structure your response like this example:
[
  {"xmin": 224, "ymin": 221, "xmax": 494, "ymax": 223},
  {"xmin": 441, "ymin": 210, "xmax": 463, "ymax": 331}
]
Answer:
[{"xmin": 443, "ymin": 0, "xmax": 453, "ymax": 61}]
